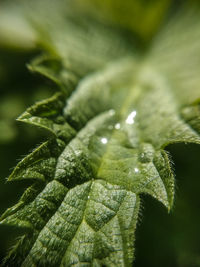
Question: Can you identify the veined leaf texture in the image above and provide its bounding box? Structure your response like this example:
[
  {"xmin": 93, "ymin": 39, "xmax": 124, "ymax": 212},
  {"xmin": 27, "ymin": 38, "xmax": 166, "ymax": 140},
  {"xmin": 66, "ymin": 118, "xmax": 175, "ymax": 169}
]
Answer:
[{"xmin": 0, "ymin": 0, "xmax": 200, "ymax": 266}]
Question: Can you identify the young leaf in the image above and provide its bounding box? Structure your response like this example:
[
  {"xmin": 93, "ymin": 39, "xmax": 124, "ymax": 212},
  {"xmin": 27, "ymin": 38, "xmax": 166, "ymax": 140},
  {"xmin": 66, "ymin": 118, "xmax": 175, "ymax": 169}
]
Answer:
[{"xmin": 0, "ymin": 1, "xmax": 200, "ymax": 266}]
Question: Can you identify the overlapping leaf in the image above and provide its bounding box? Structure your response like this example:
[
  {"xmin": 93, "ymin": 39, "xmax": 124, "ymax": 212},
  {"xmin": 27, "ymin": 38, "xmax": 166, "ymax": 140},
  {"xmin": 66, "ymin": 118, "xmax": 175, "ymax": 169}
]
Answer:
[{"xmin": 0, "ymin": 1, "xmax": 200, "ymax": 266}]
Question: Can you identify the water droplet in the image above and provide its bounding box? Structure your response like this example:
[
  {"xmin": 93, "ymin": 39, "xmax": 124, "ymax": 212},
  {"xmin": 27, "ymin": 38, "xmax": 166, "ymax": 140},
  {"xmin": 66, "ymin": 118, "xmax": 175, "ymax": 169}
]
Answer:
[
  {"xmin": 138, "ymin": 144, "xmax": 154, "ymax": 163},
  {"xmin": 140, "ymin": 153, "xmax": 145, "ymax": 159},
  {"xmin": 101, "ymin": 137, "xmax": 108, "ymax": 144},
  {"xmin": 134, "ymin": 167, "xmax": 139, "ymax": 173},
  {"xmin": 115, "ymin": 123, "xmax": 121, "ymax": 130},
  {"xmin": 126, "ymin": 110, "xmax": 137, "ymax": 125}
]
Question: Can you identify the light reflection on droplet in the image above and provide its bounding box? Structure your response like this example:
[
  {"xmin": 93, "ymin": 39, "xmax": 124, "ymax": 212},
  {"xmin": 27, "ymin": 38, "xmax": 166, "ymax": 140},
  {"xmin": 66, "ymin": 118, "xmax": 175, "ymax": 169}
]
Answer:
[
  {"xmin": 134, "ymin": 167, "xmax": 139, "ymax": 173},
  {"xmin": 101, "ymin": 137, "xmax": 108, "ymax": 144},
  {"xmin": 140, "ymin": 153, "xmax": 145, "ymax": 159},
  {"xmin": 126, "ymin": 110, "xmax": 137, "ymax": 125},
  {"xmin": 115, "ymin": 123, "xmax": 121, "ymax": 130}
]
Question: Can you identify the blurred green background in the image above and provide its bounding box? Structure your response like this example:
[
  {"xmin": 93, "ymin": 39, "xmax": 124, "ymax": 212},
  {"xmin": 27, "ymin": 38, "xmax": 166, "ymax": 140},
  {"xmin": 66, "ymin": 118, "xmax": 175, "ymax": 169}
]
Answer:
[
  {"xmin": 0, "ymin": 0, "xmax": 200, "ymax": 266},
  {"xmin": 0, "ymin": 47, "xmax": 53, "ymax": 265}
]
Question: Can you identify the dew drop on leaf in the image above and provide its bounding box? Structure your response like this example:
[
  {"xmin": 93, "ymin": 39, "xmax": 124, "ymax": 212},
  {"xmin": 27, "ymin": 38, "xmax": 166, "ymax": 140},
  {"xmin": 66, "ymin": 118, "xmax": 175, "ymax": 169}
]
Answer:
[
  {"xmin": 115, "ymin": 123, "xmax": 121, "ymax": 129},
  {"xmin": 134, "ymin": 167, "xmax": 140, "ymax": 173},
  {"xmin": 125, "ymin": 110, "xmax": 137, "ymax": 125},
  {"xmin": 101, "ymin": 137, "xmax": 108, "ymax": 144}
]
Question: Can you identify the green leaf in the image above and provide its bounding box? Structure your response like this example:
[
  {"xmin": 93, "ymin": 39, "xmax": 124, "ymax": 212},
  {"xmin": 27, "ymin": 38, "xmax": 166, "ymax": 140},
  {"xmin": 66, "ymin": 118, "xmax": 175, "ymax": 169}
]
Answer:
[{"xmin": 1, "ymin": 1, "xmax": 200, "ymax": 266}]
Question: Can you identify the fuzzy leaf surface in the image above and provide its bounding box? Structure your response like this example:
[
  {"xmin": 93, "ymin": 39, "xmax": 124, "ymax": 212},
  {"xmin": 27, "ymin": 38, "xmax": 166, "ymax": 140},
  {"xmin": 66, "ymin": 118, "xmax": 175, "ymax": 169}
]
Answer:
[{"xmin": 1, "ymin": 1, "xmax": 200, "ymax": 267}]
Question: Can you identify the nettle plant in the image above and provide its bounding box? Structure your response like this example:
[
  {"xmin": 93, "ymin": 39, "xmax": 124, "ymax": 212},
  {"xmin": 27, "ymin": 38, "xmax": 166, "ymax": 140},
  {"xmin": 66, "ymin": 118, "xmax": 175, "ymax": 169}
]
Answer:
[{"xmin": 0, "ymin": 0, "xmax": 200, "ymax": 266}]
